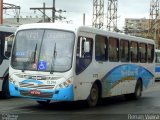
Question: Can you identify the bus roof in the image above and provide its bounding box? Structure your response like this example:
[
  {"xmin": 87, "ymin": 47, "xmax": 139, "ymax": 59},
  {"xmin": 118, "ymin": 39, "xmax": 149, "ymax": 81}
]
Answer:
[
  {"xmin": 78, "ymin": 26, "xmax": 155, "ymax": 44},
  {"xmin": 0, "ymin": 25, "xmax": 17, "ymax": 33},
  {"xmin": 17, "ymin": 23, "xmax": 155, "ymax": 44},
  {"xmin": 17, "ymin": 23, "xmax": 77, "ymax": 32}
]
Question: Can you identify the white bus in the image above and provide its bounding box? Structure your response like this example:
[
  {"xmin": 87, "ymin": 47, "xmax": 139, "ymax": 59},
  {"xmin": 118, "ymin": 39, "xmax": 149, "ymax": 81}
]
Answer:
[
  {"xmin": 9, "ymin": 23, "xmax": 155, "ymax": 107},
  {"xmin": 0, "ymin": 25, "xmax": 17, "ymax": 98},
  {"xmin": 155, "ymin": 49, "xmax": 160, "ymax": 81}
]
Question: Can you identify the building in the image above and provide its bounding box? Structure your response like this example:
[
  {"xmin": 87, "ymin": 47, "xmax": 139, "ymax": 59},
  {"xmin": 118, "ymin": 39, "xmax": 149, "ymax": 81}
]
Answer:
[
  {"xmin": 124, "ymin": 18, "xmax": 150, "ymax": 38},
  {"xmin": 124, "ymin": 18, "xmax": 160, "ymax": 48}
]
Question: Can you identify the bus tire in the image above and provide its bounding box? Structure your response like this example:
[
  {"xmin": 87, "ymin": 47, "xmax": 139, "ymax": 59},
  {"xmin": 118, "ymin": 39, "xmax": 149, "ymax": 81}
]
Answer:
[
  {"xmin": 125, "ymin": 80, "xmax": 142, "ymax": 100},
  {"xmin": 133, "ymin": 79, "xmax": 142, "ymax": 99},
  {"xmin": 37, "ymin": 100, "xmax": 50, "ymax": 105},
  {"xmin": 1, "ymin": 77, "xmax": 10, "ymax": 99},
  {"xmin": 87, "ymin": 83, "xmax": 99, "ymax": 107}
]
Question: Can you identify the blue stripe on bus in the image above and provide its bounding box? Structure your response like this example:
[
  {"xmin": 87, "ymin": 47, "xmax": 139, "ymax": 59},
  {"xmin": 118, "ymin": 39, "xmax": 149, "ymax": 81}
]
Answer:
[
  {"xmin": 155, "ymin": 67, "xmax": 160, "ymax": 72},
  {"xmin": 9, "ymin": 82, "xmax": 21, "ymax": 97},
  {"xmin": 102, "ymin": 64, "xmax": 154, "ymax": 89},
  {"xmin": 21, "ymin": 80, "xmax": 43, "ymax": 85}
]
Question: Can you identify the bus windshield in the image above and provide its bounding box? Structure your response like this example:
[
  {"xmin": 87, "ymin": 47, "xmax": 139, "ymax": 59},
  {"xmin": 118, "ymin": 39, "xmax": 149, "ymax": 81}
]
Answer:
[{"xmin": 11, "ymin": 29, "xmax": 75, "ymax": 72}]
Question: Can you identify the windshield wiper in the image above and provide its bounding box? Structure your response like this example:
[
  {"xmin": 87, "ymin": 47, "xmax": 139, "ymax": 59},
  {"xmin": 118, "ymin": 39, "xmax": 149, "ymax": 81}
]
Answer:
[
  {"xmin": 50, "ymin": 43, "xmax": 57, "ymax": 74},
  {"xmin": 22, "ymin": 63, "xmax": 26, "ymax": 72},
  {"xmin": 33, "ymin": 43, "xmax": 37, "ymax": 63}
]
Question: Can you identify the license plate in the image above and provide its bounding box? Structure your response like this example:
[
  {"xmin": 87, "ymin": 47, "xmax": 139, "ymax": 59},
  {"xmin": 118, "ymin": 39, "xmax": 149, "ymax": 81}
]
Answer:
[{"xmin": 30, "ymin": 90, "xmax": 41, "ymax": 95}]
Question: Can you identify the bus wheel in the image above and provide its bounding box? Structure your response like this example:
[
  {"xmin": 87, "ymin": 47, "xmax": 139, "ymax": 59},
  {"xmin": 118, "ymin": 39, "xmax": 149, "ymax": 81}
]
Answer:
[
  {"xmin": 1, "ymin": 78, "xmax": 10, "ymax": 99},
  {"xmin": 87, "ymin": 83, "xmax": 99, "ymax": 107},
  {"xmin": 133, "ymin": 80, "xmax": 142, "ymax": 99},
  {"xmin": 125, "ymin": 80, "xmax": 142, "ymax": 100},
  {"xmin": 37, "ymin": 100, "xmax": 50, "ymax": 105}
]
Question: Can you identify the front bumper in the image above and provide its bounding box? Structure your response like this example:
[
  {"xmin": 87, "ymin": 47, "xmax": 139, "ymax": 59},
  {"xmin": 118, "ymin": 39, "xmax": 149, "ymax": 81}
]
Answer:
[{"xmin": 9, "ymin": 82, "xmax": 74, "ymax": 101}]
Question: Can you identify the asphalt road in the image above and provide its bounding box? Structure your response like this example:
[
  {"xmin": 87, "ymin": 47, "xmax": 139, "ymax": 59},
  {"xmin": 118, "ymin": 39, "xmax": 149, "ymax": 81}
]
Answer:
[{"xmin": 1, "ymin": 82, "xmax": 160, "ymax": 120}]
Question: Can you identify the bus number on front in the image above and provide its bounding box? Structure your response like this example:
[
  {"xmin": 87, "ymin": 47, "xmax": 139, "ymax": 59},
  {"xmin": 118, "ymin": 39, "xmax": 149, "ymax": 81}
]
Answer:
[{"xmin": 47, "ymin": 81, "xmax": 56, "ymax": 85}]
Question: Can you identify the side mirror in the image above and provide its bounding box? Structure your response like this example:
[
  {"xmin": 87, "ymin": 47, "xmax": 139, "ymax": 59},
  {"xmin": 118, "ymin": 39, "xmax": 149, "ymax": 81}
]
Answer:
[
  {"xmin": 79, "ymin": 37, "xmax": 90, "ymax": 58},
  {"xmin": 5, "ymin": 41, "xmax": 8, "ymax": 52},
  {"xmin": 84, "ymin": 41, "xmax": 90, "ymax": 53}
]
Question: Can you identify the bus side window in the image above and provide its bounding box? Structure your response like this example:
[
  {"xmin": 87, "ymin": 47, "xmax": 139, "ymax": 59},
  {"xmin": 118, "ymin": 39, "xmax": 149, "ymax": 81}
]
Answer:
[
  {"xmin": 139, "ymin": 43, "xmax": 147, "ymax": 63},
  {"xmin": 148, "ymin": 44, "xmax": 154, "ymax": 63},
  {"xmin": 130, "ymin": 41, "xmax": 138, "ymax": 62},
  {"xmin": 109, "ymin": 37, "xmax": 119, "ymax": 62},
  {"xmin": 120, "ymin": 39, "xmax": 129, "ymax": 62},
  {"xmin": 95, "ymin": 35, "xmax": 108, "ymax": 61},
  {"xmin": 76, "ymin": 37, "xmax": 93, "ymax": 74}
]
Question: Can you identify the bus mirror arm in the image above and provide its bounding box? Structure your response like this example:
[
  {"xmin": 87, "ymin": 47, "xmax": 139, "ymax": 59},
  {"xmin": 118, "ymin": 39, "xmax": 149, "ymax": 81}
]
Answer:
[{"xmin": 80, "ymin": 37, "xmax": 83, "ymax": 58}]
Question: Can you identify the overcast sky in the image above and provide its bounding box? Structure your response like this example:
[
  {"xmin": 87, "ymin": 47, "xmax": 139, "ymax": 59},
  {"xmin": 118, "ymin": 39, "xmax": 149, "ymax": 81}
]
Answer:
[{"xmin": 4, "ymin": 0, "xmax": 150, "ymax": 29}]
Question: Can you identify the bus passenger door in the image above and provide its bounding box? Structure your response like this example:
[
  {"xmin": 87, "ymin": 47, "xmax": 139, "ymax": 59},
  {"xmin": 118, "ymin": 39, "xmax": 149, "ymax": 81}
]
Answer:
[
  {"xmin": 76, "ymin": 37, "xmax": 93, "ymax": 75},
  {"xmin": 75, "ymin": 35, "xmax": 94, "ymax": 100}
]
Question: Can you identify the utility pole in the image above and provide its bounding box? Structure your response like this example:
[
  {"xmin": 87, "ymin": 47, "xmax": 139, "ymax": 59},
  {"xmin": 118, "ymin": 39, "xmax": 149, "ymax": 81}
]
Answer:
[
  {"xmin": 30, "ymin": 0, "xmax": 65, "ymax": 23},
  {"xmin": 43, "ymin": 3, "xmax": 45, "ymax": 22},
  {"xmin": 92, "ymin": 0, "xmax": 104, "ymax": 29},
  {"xmin": 83, "ymin": 13, "xmax": 85, "ymax": 26},
  {"xmin": 30, "ymin": 2, "xmax": 54, "ymax": 22},
  {"xmin": 3, "ymin": 3, "xmax": 20, "ymax": 23},
  {"xmin": 0, "ymin": 0, "xmax": 3, "ymax": 24},
  {"xmin": 52, "ymin": 0, "xmax": 55, "ymax": 22},
  {"xmin": 107, "ymin": 0, "xmax": 118, "ymax": 31}
]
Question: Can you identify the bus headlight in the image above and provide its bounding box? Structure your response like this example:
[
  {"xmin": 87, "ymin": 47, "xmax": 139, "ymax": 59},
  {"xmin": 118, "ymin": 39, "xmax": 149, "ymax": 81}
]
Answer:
[
  {"xmin": 57, "ymin": 79, "xmax": 72, "ymax": 89},
  {"xmin": 9, "ymin": 76, "xmax": 17, "ymax": 85}
]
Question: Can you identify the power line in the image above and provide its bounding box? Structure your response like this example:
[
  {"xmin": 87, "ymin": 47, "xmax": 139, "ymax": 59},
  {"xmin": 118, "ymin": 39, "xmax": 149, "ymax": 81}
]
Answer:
[
  {"xmin": 30, "ymin": 0, "xmax": 66, "ymax": 23},
  {"xmin": 3, "ymin": 2, "xmax": 21, "ymax": 23}
]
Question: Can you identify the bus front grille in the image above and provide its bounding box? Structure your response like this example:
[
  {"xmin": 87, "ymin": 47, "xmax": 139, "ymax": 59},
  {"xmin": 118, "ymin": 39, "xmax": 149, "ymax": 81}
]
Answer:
[{"xmin": 19, "ymin": 82, "xmax": 55, "ymax": 90}]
